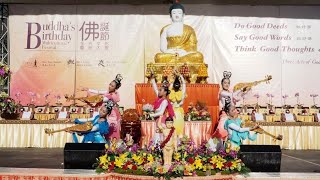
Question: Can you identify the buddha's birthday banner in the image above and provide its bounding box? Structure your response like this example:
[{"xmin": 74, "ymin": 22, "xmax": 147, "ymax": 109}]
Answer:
[{"xmin": 9, "ymin": 5, "xmax": 320, "ymax": 107}]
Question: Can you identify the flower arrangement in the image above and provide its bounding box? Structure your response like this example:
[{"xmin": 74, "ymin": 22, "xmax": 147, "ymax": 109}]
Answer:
[
  {"xmin": 141, "ymin": 103, "xmax": 154, "ymax": 120},
  {"xmin": 294, "ymin": 93, "xmax": 303, "ymax": 108},
  {"xmin": 0, "ymin": 63, "xmax": 11, "ymax": 85},
  {"xmin": 122, "ymin": 109, "xmax": 140, "ymax": 122},
  {"xmin": 15, "ymin": 92, "xmax": 22, "ymax": 104},
  {"xmin": 54, "ymin": 94, "xmax": 62, "ymax": 105},
  {"xmin": 95, "ymin": 137, "xmax": 249, "ymax": 180},
  {"xmin": 282, "ymin": 94, "xmax": 289, "ymax": 107},
  {"xmin": 266, "ymin": 93, "xmax": 274, "ymax": 105},
  {"xmin": 0, "ymin": 92, "xmax": 19, "ymax": 118},
  {"xmin": 185, "ymin": 102, "xmax": 211, "ymax": 121},
  {"xmin": 142, "ymin": 103, "xmax": 154, "ymax": 113},
  {"xmin": 310, "ymin": 94, "xmax": 318, "ymax": 108},
  {"xmin": 28, "ymin": 91, "xmax": 37, "ymax": 104},
  {"xmin": 44, "ymin": 92, "xmax": 50, "ymax": 104}
]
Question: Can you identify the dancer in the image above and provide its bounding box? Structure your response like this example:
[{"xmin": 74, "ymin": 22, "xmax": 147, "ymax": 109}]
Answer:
[
  {"xmin": 212, "ymin": 71, "xmax": 248, "ymax": 149},
  {"xmin": 169, "ymin": 70, "xmax": 186, "ymax": 138},
  {"xmin": 224, "ymin": 102, "xmax": 259, "ymax": 149},
  {"xmin": 219, "ymin": 71, "xmax": 248, "ymax": 109},
  {"xmin": 69, "ymin": 100, "xmax": 114, "ymax": 143},
  {"xmin": 149, "ymin": 73, "xmax": 175, "ymax": 145},
  {"xmin": 82, "ymin": 74, "xmax": 123, "ymax": 139}
]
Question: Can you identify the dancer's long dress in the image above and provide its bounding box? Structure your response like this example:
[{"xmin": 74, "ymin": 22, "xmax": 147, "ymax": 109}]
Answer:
[
  {"xmin": 72, "ymin": 115, "xmax": 109, "ymax": 143},
  {"xmin": 89, "ymin": 89, "xmax": 121, "ymax": 139},
  {"xmin": 150, "ymin": 79, "xmax": 175, "ymax": 145},
  {"xmin": 169, "ymin": 75, "xmax": 186, "ymax": 137}
]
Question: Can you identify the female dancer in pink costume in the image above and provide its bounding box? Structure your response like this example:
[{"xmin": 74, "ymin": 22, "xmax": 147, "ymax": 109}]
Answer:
[
  {"xmin": 149, "ymin": 74, "xmax": 175, "ymax": 145},
  {"xmin": 82, "ymin": 74, "xmax": 123, "ymax": 140}
]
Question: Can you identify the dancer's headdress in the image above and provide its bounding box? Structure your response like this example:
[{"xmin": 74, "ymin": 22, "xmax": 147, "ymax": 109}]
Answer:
[
  {"xmin": 113, "ymin": 74, "xmax": 123, "ymax": 89},
  {"xmin": 104, "ymin": 100, "xmax": 115, "ymax": 115},
  {"xmin": 223, "ymin": 71, "xmax": 232, "ymax": 79}
]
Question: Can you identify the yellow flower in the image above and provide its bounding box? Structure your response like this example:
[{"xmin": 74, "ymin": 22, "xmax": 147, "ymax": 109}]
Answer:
[
  {"xmin": 231, "ymin": 161, "xmax": 238, "ymax": 169},
  {"xmin": 137, "ymin": 158, "xmax": 144, "ymax": 165},
  {"xmin": 174, "ymin": 152, "xmax": 181, "ymax": 161},
  {"xmin": 99, "ymin": 155, "xmax": 108, "ymax": 165},
  {"xmin": 132, "ymin": 154, "xmax": 144, "ymax": 165},
  {"xmin": 226, "ymin": 148, "xmax": 230, "ymax": 153},
  {"xmin": 105, "ymin": 144, "xmax": 109, "ymax": 150},
  {"xmin": 147, "ymin": 154, "xmax": 154, "ymax": 163},
  {"xmin": 143, "ymin": 153, "xmax": 147, "ymax": 157},
  {"xmin": 132, "ymin": 154, "xmax": 140, "ymax": 161},
  {"xmin": 183, "ymin": 152, "xmax": 188, "ymax": 158},
  {"xmin": 194, "ymin": 159, "xmax": 203, "ymax": 170},
  {"xmin": 102, "ymin": 164, "xmax": 109, "ymax": 170},
  {"xmin": 210, "ymin": 155, "xmax": 219, "ymax": 164},
  {"xmin": 127, "ymin": 164, "xmax": 133, "ymax": 169},
  {"xmin": 114, "ymin": 157, "xmax": 124, "ymax": 168},
  {"xmin": 119, "ymin": 152, "xmax": 129, "ymax": 160},
  {"xmin": 233, "ymin": 146, "xmax": 240, "ymax": 151},
  {"xmin": 202, "ymin": 166, "xmax": 207, "ymax": 172},
  {"xmin": 216, "ymin": 161, "xmax": 224, "ymax": 170}
]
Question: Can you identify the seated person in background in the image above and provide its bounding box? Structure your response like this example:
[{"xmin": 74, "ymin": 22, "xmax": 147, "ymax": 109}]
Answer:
[
  {"xmin": 281, "ymin": 109, "xmax": 297, "ymax": 122},
  {"xmin": 251, "ymin": 109, "xmax": 265, "ymax": 122},
  {"xmin": 68, "ymin": 100, "xmax": 114, "ymax": 143}
]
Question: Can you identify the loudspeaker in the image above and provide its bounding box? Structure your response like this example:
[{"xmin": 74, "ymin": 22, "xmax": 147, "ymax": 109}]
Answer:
[
  {"xmin": 64, "ymin": 143, "xmax": 105, "ymax": 169},
  {"xmin": 239, "ymin": 145, "xmax": 281, "ymax": 172}
]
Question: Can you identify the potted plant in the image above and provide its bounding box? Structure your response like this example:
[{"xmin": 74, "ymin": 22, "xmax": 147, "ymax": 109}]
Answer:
[
  {"xmin": 0, "ymin": 92, "xmax": 20, "ymax": 120},
  {"xmin": 0, "ymin": 63, "xmax": 11, "ymax": 87}
]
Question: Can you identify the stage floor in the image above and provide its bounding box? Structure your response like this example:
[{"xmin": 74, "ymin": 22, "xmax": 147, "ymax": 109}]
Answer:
[
  {"xmin": 0, "ymin": 148, "xmax": 320, "ymax": 173},
  {"xmin": 0, "ymin": 148, "xmax": 320, "ymax": 180}
]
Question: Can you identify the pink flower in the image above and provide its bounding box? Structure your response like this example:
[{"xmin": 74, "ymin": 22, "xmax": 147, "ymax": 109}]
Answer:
[
  {"xmin": 15, "ymin": 92, "xmax": 22, "ymax": 97},
  {"xmin": 28, "ymin": 92, "xmax": 36, "ymax": 97},
  {"xmin": 44, "ymin": 93, "xmax": 50, "ymax": 98},
  {"xmin": 266, "ymin": 93, "xmax": 270, "ymax": 97},
  {"xmin": 0, "ymin": 69, "xmax": 5, "ymax": 76}
]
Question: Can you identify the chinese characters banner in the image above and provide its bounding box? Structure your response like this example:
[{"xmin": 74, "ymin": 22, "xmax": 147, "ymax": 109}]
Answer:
[{"xmin": 9, "ymin": 5, "xmax": 145, "ymax": 108}]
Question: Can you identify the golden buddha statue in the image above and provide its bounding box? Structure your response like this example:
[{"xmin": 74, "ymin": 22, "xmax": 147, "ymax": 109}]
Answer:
[{"xmin": 154, "ymin": 3, "xmax": 204, "ymax": 63}]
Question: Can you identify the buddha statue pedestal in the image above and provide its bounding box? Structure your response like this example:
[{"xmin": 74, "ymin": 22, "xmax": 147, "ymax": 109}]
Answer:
[{"xmin": 145, "ymin": 62, "xmax": 208, "ymax": 84}]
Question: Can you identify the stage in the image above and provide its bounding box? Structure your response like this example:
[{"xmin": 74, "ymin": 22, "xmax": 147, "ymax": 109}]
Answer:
[{"xmin": 0, "ymin": 148, "xmax": 319, "ymax": 180}]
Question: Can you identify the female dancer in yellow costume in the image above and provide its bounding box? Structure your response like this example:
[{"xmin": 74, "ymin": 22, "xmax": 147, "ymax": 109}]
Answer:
[{"xmin": 169, "ymin": 70, "xmax": 187, "ymax": 138}]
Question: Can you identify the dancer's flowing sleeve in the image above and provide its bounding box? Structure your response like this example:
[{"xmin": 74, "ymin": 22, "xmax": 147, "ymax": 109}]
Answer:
[
  {"xmin": 150, "ymin": 100, "xmax": 168, "ymax": 117},
  {"xmin": 74, "ymin": 117, "xmax": 95, "ymax": 124},
  {"xmin": 220, "ymin": 91, "xmax": 233, "ymax": 108},
  {"xmin": 104, "ymin": 92, "xmax": 120, "ymax": 103},
  {"xmin": 110, "ymin": 92, "xmax": 120, "ymax": 103},
  {"xmin": 248, "ymin": 131, "xmax": 258, "ymax": 141},
  {"xmin": 178, "ymin": 75, "xmax": 186, "ymax": 106},
  {"xmin": 88, "ymin": 89, "xmax": 108, "ymax": 95},
  {"xmin": 151, "ymin": 78, "xmax": 159, "ymax": 96},
  {"xmin": 228, "ymin": 123, "xmax": 250, "ymax": 133}
]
